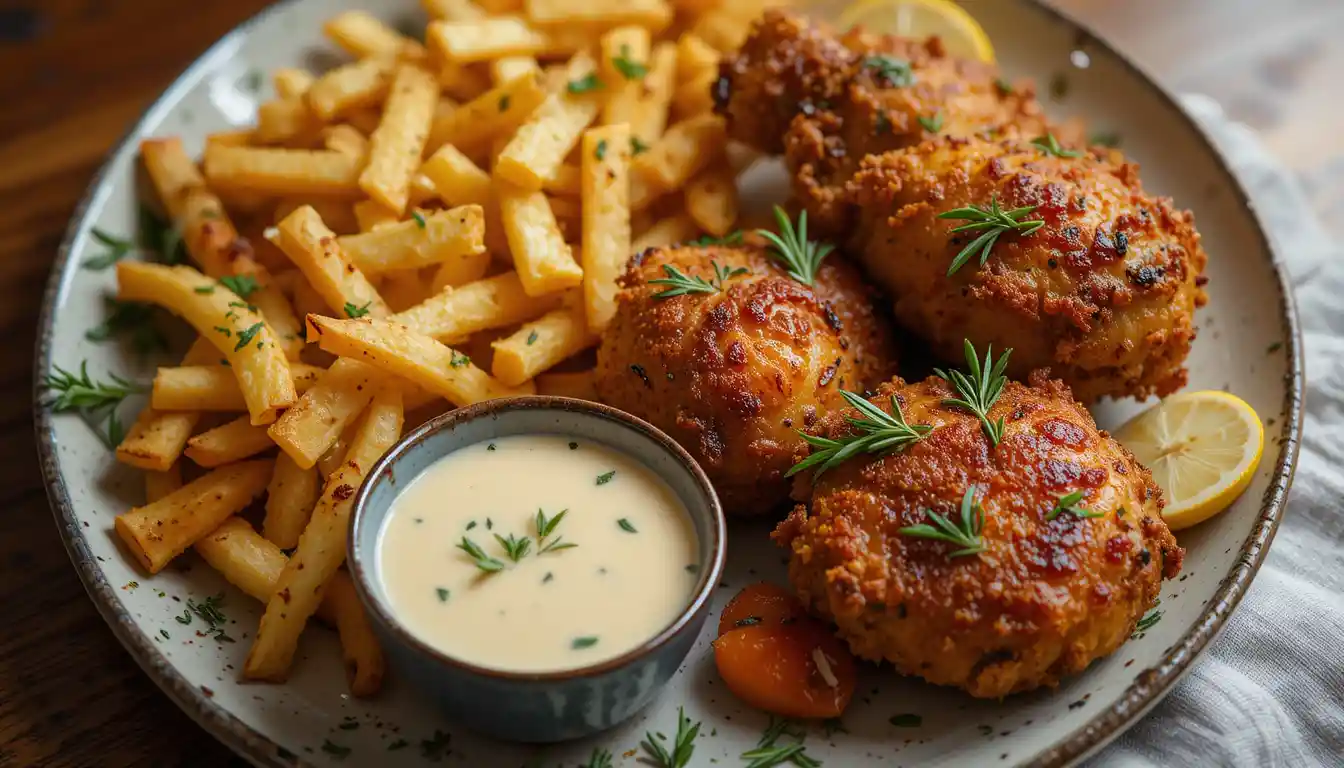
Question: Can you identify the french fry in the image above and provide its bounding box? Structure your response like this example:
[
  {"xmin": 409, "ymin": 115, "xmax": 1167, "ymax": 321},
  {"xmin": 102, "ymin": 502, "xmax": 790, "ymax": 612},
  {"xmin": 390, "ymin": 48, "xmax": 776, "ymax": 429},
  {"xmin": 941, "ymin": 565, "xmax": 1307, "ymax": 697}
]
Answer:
[
  {"xmin": 600, "ymin": 27, "xmax": 652, "ymax": 128},
  {"xmin": 271, "ymin": 205, "xmax": 390, "ymax": 319},
  {"xmin": 376, "ymin": 268, "xmax": 427, "ymax": 312},
  {"xmin": 534, "ymin": 369, "xmax": 597, "ymax": 399},
  {"xmin": 524, "ymin": 0, "xmax": 672, "ymax": 30},
  {"xmin": 424, "ymin": 0, "xmax": 486, "ymax": 19},
  {"xmin": 141, "ymin": 138, "xmax": 241, "ymax": 279},
  {"xmin": 306, "ymin": 58, "xmax": 394, "ymax": 122},
  {"xmin": 273, "ymin": 68, "xmax": 315, "ymax": 99},
  {"xmin": 316, "ymin": 417, "xmax": 365, "ymax": 479},
  {"xmin": 324, "ymin": 571, "xmax": 386, "ymax": 697},
  {"xmin": 152, "ymin": 364, "xmax": 323, "ymax": 412},
  {"xmin": 421, "ymin": 145, "xmax": 493, "ymax": 207},
  {"xmin": 345, "ymin": 107, "xmax": 384, "ymax": 135},
  {"xmin": 352, "ymin": 200, "xmax": 400, "ymax": 232},
  {"xmin": 289, "ymin": 273, "xmax": 330, "ymax": 321},
  {"xmin": 144, "ymin": 463, "xmax": 184, "ymax": 503},
  {"xmin": 206, "ymin": 130, "xmax": 254, "ymax": 150},
  {"xmin": 491, "ymin": 305, "xmax": 597, "ymax": 386},
  {"xmin": 636, "ymin": 113, "xmax": 727, "ymax": 190},
  {"xmin": 693, "ymin": 7, "xmax": 754, "ymax": 52},
  {"xmin": 408, "ymin": 172, "xmax": 441, "ymax": 208},
  {"xmin": 425, "ymin": 72, "xmax": 547, "ymax": 153},
  {"xmin": 685, "ymin": 167, "xmax": 738, "ymax": 236},
  {"xmin": 118, "ymin": 262, "xmax": 297, "ymax": 424},
  {"xmin": 324, "ymin": 11, "xmax": 427, "ymax": 60},
  {"xmin": 115, "ymin": 459, "xmax": 273, "ymax": 574},
  {"xmin": 185, "ymin": 415, "xmax": 276, "ymax": 467},
  {"xmin": 323, "ymin": 125, "xmax": 370, "ymax": 160},
  {"xmin": 676, "ymin": 32, "xmax": 719, "ymax": 80},
  {"xmin": 478, "ymin": 0, "xmax": 524, "ymax": 12},
  {"xmin": 244, "ymin": 388, "xmax": 404, "ymax": 681},
  {"xmin": 629, "ymin": 41, "xmax": 676, "ymax": 145},
  {"xmin": 437, "ymin": 60, "xmax": 493, "ymax": 102},
  {"xmin": 428, "ymin": 16, "xmax": 550, "ymax": 63},
  {"xmin": 497, "ymin": 183, "xmax": 583, "ymax": 296},
  {"xmin": 393, "ymin": 270, "xmax": 562, "ymax": 340},
  {"xmin": 673, "ymin": 72, "xmax": 717, "ymax": 118},
  {"xmin": 491, "ymin": 55, "xmax": 542, "ymax": 85},
  {"xmin": 204, "ymin": 145, "xmax": 363, "ymax": 198},
  {"xmin": 115, "ymin": 340, "xmax": 217, "ymax": 471},
  {"xmin": 580, "ymin": 124, "xmax": 632, "ymax": 332},
  {"xmin": 359, "ymin": 64, "xmax": 439, "ymax": 214},
  {"xmin": 263, "ymin": 452, "xmax": 320, "ymax": 549},
  {"xmin": 306, "ymin": 316, "xmax": 535, "ymax": 404},
  {"xmin": 493, "ymin": 53, "xmax": 601, "ymax": 191},
  {"xmin": 255, "ymin": 98, "xmax": 325, "ymax": 146},
  {"xmin": 633, "ymin": 212, "xmax": 699, "ymax": 251},
  {"xmin": 268, "ymin": 358, "xmax": 387, "ymax": 469},
  {"xmin": 545, "ymin": 194, "xmax": 581, "ymax": 220},
  {"xmin": 541, "ymin": 162, "xmax": 581, "ymax": 196},
  {"xmin": 336, "ymin": 205, "xmax": 486, "ymax": 275}
]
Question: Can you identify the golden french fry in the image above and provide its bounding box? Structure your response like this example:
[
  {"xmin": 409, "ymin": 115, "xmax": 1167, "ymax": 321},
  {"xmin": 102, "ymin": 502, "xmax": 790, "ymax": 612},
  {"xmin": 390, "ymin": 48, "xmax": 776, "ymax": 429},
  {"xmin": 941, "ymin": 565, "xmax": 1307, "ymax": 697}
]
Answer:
[
  {"xmin": 352, "ymin": 200, "xmax": 400, "ymax": 232},
  {"xmin": 307, "ymin": 316, "xmax": 535, "ymax": 404},
  {"xmin": 673, "ymin": 72, "xmax": 717, "ymax": 119},
  {"xmin": 263, "ymin": 452, "xmax": 320, "ymax": 549},
  {"xmin": 424, "ymin": 0, "xmax": 486, "ymax": 19},
  {"xmin": 693, "ymin": 7, "xmax": 754, "ymax": 52},
  {"xmin": 115, "ymin": 340, "xmax": 217, "ymax": 471},
  {"xmin": 491, "ymin": 305, "xmax": 597, "ymax": 386},
  {"xmin": 185, "ymin": 415, "xmax": 276, "ymax": 467},
  {"xmin": 336, "ymin": 205, "xmax": 486, "ymax": 275},
  {"xmin": 244, "ymin": 389, "xmax": 404, "ymax": 682},
  {"xmin": 325, "ymin": 571, "xmax": 386, "ymax": 696},
  {"xmin": 685, "ymin": 167, "xmax": 738, "ymax": 236},
  {"xmin": 359, "ymin": 64, "xmax": 439, "ymax": 214},
  {"xmin": 428, "ymin": 16, "xmax": 551, "ymax": 63},
  {"xmin": 273, "ymin": 68, "xmax": 315, "ymax": 99},
  {"xmin": 394, "ymin": 271, "xmax": 562, "ymax": 341},
  {"xmin": 204, "ymin": 145, "xmax": 363, "ymax": 198},
  {"xmin": 676, "ymin": 32, "xmax": 719, "ymax": 79},
  {"xmin": 524, "ymin": 0, "xmax": 672, "ymax": 29},
  {"xmin": 379, "ymin": 268, "xmax": 434, "ymax": 313},
  {"xmin": 345, "ymin": 107, "xmax": 384, "ymax": 135},
  {"xmin": 306, "ymin": 58, "xmax": 393, "ymax": 122},
  {"xmin": 438, "ymin": 60, "xmax": 493, "ymax": 101},
  {"xmin": 152, "ymin": 364, "xmax": 323, "ymax": 412},
  {"xmin": 325, "ymin": 10, "xmax": 427, "ymax": 60},
  {"xmin": 633, "ymin": 213, "xmax": 699, "ymax": 251},
  {"xmin": 144, "ymin": 463, "xmax": 184, "ymax": 503},
  {"xmin": 629, "ymin": 41, "xmax": 677, "ymax": 144},
  {"xmin": 493, "ymin": 53, "xmax": 601, "ymax": 191},
  {"xmin": 497, "ymin": 183, "xmax": 583, "ymax": 296},
  {"xmin": 255, "ymin": 98, "xmax": 325, "ymax": 146},
  {"xmin": 115, "ymin": 459, "xmax": 273, "ymax": 574},
  {"xmin": 141, "ymin": 138, "xmax": 242, "ymax": 278},
  {"xmin": 600, "ymin": 26, "xmax": 651, "ymax": 128},
  {"xmin": 534, "ymin": 369, "xmax": 597, "ymax": 399},
  {"xmin": 491, "ymin": 55, "xmax": 542, "ymax": 85},
  {"xmin": 540, "ymin": 162, "xmax": 581, "ymax": 196},
  {"xmin": 206, "ymin": 130, "xmax": 254, "ymax": 149},
  {"xmin": 118, "ymin": 262, "xmax": 297, "ymax": 424},
  {"xmin": 272, "ymin": 205, "xmax": 390, "ymax": 319},
  {"xmin": 426, "ymin": 72, "xmax": 547, "ymax": 153},
  {"xmin": 636, "ymin": 113, "xmax": 727, "ymax": 189},
  {"xmin": 322, "ymin": 124, "xmax": 370, "ymax": 160},
  {"xmin": 580, "ymin": 124, "xmax": 632, "ymax": 333},
  {"xmin": 268, "ymin": 358, "xmax": 387, "ymax": 470}
]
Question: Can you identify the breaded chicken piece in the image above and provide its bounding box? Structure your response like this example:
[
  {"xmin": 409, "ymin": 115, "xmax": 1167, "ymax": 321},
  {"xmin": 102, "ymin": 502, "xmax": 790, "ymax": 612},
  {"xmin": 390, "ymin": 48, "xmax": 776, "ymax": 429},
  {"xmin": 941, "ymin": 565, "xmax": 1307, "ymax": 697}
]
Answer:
[
  {"xmin": 715, "ymin": 9, "xmax": 1074, "ymax": 231},
  {"xmin": 595, "ymin": 240, "xmax": 898, "ymax": 517},
  {"xmin": 774, "ymin": 372, "xmax": 1182, "ymax": 698},
  {"xmin": 846, "ymin": 135, "xmax": 1208, "ymax": 402}
]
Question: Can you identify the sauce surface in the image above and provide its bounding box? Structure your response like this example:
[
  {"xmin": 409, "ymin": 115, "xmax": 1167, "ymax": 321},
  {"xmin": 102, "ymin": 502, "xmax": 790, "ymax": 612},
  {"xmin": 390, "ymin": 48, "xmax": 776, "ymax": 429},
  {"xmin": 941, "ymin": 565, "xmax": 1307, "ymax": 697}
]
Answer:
[{"xmin": 378, "ymin": 434, "xmax": 699, "ymax": 672}]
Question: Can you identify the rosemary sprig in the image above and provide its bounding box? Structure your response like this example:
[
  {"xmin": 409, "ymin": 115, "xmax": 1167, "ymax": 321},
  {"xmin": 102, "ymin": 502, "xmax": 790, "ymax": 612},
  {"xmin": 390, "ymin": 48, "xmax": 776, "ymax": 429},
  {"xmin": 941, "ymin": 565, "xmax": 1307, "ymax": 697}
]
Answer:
[
  {"xmin": 649, "ymin": 261, "xmax": 749, "ymax": 298},
  {"xmin": 787, "ymin": 390, "xmax": 930, "ymax": 478},
  {"xmin": 640, "ymin": 707, "xmax": 700, "ymax": 768},
  {"xmin": 756, "ymin": 206, "xmax": 834, "ymax": 287},
  {"xmin": 937, "ymin": 196, "xmax": 1044, "ymax": 276},
  {"xmin": 494, "ymin": 532, "xmax": 531, "ymax": 562},
  {"xmin": 535, "ymin": 508, "xmax": 576, "ymax": 554},
  {"xmin": 741, "ymin": 718, "xmax": 820, "ymax": 768},
  {"xmin": 43, "ymin": 361, "xmax": 145, "ymax": 412},
  {"xmin": 456, "ymin": 536, "xmax": 505, "ymax": 573},
  {"xmin": 1133, "ymin": 601, "xmax": 1162, "ymax": 636},
  {"xmin": 218, "ymin": 275, "xmax": 259, "ymax": 299},
  {"xmin": 933, "ymin": 339, "xmax": 1012, "ymax": 446},
  {"xmin": 83, "ymin": 229, "xmax": 134, "ymax": 270},
  {"xmin": 862, "ymin": 55, "xmax": 915, "ymax": 87},
  {"xmin": 85, "ymin": 299, "xmax": 167, "ymax": 355},
  {"xmin": 1031, "ymin": 132, "xmax": 1083, "ymax": 158},
  {"xmin": 1046, "ymin": 489, "xmax": 1104, "ymax": 520},
  {"xmin": 898, "ymin": 486, "xmax": 987, "ymax": 558},
  {"xmin": 567, "ymin": 73, "xmax": 603, "ymax": 94},
  {"xmin": 584, "ymin": 748, "xmax": 614, "ymax": 768},
  {"xmin": 689, "ymin": 230, "xmax": 743, "ymax": 247}
]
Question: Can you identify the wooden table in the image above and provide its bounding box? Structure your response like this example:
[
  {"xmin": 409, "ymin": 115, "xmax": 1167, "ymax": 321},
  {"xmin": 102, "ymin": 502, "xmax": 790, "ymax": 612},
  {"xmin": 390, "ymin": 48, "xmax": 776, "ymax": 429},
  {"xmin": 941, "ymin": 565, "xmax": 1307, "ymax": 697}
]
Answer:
[{"xmin": 0, "ymin": 1, "xmax": 1337, "ymax": 765}]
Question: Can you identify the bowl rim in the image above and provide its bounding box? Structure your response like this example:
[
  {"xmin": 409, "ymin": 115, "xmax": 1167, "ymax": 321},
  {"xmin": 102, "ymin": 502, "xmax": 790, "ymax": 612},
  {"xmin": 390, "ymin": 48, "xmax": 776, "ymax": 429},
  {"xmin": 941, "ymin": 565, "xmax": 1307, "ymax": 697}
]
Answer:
[
  {"xmin": 29, "ymin": 1, "xmax": 1303, "ymax": 766},
  {"xmin": 345, "ymin": 394, "xmax": 728, "ymax": 684}
]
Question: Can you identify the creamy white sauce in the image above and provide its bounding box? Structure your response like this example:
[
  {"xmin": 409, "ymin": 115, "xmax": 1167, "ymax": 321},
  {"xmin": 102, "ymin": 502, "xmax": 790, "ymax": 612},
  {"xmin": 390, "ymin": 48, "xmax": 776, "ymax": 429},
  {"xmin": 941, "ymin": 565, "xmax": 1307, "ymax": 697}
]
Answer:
[{"xmin": 378, "ymin": 434, "xmax": 699, "ymax": 672}]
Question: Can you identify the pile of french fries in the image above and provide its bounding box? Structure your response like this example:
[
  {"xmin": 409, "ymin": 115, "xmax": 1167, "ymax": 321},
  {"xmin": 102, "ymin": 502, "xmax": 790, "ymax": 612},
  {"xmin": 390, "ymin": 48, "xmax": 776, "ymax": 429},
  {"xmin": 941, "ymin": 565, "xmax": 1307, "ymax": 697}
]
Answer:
[{"xmin": 110, "ymin": 0, "xmax": 777, "ymax": 696}]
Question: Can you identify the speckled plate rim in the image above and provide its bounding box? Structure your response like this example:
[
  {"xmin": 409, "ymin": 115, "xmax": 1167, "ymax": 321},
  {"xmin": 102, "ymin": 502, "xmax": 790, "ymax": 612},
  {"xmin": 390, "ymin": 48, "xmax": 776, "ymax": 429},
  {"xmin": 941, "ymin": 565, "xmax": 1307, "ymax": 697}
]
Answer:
[{"xmin": 29, "ymin": 1, "xmax": 1303, "ymax": 767}]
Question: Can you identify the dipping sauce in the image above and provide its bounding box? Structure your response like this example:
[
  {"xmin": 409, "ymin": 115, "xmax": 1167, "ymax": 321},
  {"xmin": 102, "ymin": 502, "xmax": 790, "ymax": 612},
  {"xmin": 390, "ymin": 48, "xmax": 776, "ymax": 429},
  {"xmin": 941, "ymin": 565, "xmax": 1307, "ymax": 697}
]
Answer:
[{"xmin": 378, "ymin": 434, "xmax": 700, "ymax": 672}]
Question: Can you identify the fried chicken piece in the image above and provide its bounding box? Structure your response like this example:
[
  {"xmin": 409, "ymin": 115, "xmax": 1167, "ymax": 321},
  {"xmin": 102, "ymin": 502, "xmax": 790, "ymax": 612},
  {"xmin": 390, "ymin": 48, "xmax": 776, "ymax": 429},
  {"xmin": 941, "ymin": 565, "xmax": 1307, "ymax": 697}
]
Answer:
[
  {"xmin": 595, "ymin": 240, "xmax": 898, "ymax": 517},
  {"xmin": 774, "ymin": 372, "xmax": 1182, "ymax": 698},
  {"xmin": 715, "ymin": 9, "xmax": 1072, "ymax": 231},
  {"xmin": 845, "ymin": 135, "xmax": 1207, "ymax": 402}
]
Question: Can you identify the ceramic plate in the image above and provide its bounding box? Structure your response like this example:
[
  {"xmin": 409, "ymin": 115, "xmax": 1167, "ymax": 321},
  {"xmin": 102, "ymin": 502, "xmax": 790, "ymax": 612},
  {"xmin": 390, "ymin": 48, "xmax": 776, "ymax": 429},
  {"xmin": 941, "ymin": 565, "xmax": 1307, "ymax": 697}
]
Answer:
[{"xmin": 34, "ymin": 0, "xmax": 1302, "ymax": 765}]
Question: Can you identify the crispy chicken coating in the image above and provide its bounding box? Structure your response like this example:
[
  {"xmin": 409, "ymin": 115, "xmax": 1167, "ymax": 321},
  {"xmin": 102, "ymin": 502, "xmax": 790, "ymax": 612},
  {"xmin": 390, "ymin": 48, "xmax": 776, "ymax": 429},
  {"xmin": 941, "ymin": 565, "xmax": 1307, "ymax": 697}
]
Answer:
[
  {"xmin": 595, "ymin": 240, "xmax": 898, "ymax": 517},
  {"xmin": 774, "ymin": 372, "xmax": 1183, "ymax": 698},
  {"xmin": 846, "ymin": 135, "xmax": 1208, "ymax": 402}
]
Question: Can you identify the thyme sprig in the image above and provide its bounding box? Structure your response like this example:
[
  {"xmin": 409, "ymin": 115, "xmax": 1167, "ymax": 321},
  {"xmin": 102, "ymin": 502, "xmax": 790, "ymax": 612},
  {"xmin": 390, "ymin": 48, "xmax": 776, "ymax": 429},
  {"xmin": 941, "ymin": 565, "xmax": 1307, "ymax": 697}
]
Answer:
[
  {"xmin": 787, "ymin": 390, "xmax": 931, "ymax": 478},
  {"xmin": 640, "ymin": 707, "xmax": 700, "ymax": 768}
]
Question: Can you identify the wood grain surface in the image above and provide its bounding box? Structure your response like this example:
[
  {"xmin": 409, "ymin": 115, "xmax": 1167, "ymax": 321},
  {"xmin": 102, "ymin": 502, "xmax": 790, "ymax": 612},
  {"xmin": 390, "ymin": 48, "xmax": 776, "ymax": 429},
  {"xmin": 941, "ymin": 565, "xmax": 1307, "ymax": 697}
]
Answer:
[{"xmin": 1, "ymin": 1, "xmax": 1338, "ymax": 766}]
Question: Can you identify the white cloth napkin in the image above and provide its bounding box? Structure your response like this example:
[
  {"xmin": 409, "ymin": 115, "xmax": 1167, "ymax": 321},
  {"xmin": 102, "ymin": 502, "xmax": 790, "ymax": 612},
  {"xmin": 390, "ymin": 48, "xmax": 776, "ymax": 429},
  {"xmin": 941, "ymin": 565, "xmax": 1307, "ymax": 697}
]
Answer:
[{"xmin": 1091, "ymin": 95, "xmax": 1342, "ymax": 767}]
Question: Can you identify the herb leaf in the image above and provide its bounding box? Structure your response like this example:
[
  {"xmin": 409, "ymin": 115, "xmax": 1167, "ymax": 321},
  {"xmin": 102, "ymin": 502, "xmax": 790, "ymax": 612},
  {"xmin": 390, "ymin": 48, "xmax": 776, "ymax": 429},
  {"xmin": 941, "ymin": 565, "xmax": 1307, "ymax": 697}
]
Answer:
[
  {"xmin": 233, "ymin": 321, "xmax": 264, "ymax": 352},
  {"xmin": 1134, "ymin": 602, "xmax": 1163, "ymax": 635},
  {"xmin": 937, "ymin": 195, "xmax": 1045, "ymax": 276},
  {"xmin": 596, "ymin": 470, "xmax": 616, "ymax": 485},
  {"xmin": 571, "ymin": 636, "xmax": 599, "ymax": 650},
  {"xmin": 862, "ymin": 55, "xmax": 915, "ymax": 87},
  {"xmin": 649, "ymin": 260, "xmax": 749, "ymax": 298},
  {"xmin": 218, "ymin": 275, "xmax": 259, "ymax": 299},
  {"xmin": 898, "ymin": 486, "xmax": 987, "ymax": 559},
  {"xmin": 933, "ymin": 339, "xmax": 1012, "ymax": 446},
  {"xmin": 494, "ymin": 532, "xmax": 532, "ymax": 562},
  {"xmin": 742, "ymin": 717, "xmax": 820, "ymax": 768},
  {"xmin": 788, "ymin": 390, "xmax": 931, "ymax": 478},
  {"xmin": 344, "ymin": 301, "xmax": 372, "ymax": 318},
  {"xmin": 411, "ymin": 210, "xmax": 427, "ymax": 228},
  {"xmin": 85, "ymin": 300, "xmax": 167, "ymax": 355},
  {"xmin": 457, "ymin": 536, "xmax": 506, "ymax": 573},
  {"xmin": 584, "ymin": 747, "xmax": 614, "ymax": 768},
  {"xmin": 449, "ymin": 350, "xmax": 471, "ymax": 368},
  {"xmin": 43, "ymin": 361, "xmax": 145, "ymax": 413},
  {"xmin": 84, "ymin": 228, "xmax": 134, "ymax": 270},
  {"xmin": 1031, "ymin": 132, "xmax": 1083, "ymax": 158},
  {"xmin": 617, "ymin": 518, "xmax": 637, "ymax": 533},
  {"xmin": 631, "ymin": 136, "xmax": 650, "ymax": 155},
  {"xmin": 595, "ymin": 138, "xmax": 608, "ymax": 161},
  {"xmin": 1046, "ymin": 489, "xmax": 1104, "ymax": 521},
  {"xmin": 567, "ymin": 73, "xmax": 603, "ymax": 94},
  {"xmin": 917, "ymin": 111, "xmax": 944, "ymax": 133},
  {"xmin": 612, "ymin": 44, "xmax": 648, "ymax": 80},
  {"xmin": 756, "ymin": 206, "xmax": 834, "ymax": 287},
  {"xmin": 641, "ymin": 707, "xmax": 701, "ymax": 768}
]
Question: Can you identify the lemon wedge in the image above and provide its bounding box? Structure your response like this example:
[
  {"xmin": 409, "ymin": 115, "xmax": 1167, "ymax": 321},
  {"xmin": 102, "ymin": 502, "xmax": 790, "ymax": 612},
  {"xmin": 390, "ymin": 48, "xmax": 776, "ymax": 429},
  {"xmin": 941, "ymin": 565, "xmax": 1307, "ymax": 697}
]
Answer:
[
  {"xmin": 837, "ymin": 0, "xmax": 995, "ymax": 63},
  {"xmin": 1112, "ymin": 391, "xmax": 1264, "ymax": 531}
]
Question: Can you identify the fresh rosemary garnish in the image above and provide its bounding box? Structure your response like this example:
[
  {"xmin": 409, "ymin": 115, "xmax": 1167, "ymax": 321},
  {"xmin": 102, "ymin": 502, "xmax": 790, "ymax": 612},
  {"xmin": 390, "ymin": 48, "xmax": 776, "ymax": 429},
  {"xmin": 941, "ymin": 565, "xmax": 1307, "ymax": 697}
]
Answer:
[
  {"xmin": 899, "ymin": 486, "xmax": 987, "ymax": 559},
  {"xmin": 572, "ymin": 636, "xmax": 599, "ymax": 650},
  {"xmin": 457, "ymin": 536, "xmax": 506, "ymax": 573},
  {"xmin": 186, "ymin": 593, "xmax": 234, "ymax": 642},
  {"xmin": 641, "ymin": 707, "xmax": 700, "ymax": 768},
  {"xmin": 612, "ymin": 44, "xmax": 648, "ymax": 79},
  {"xmin": 862, "ymin": 55, "xmax": 915, "ymax": 87},
  {"xmin": 756, "ymin": 206, "xmax": 834, "ymax": 287},
  {"xmin": 917, "ymin": 111, "xmax": 944, "ymax": 133},
  {"xmin": 344, "ymin": 301, "xmax": 372, "ymax": 318},
  {"xmin": 85, "ymin": 299, "xmax": 167, "ymax": 355},
  {"xmin": 218, "ymin": 275, "xmax": 259, "ymax": 299},
  {"xmin": 788, "ymin": 390, "xmax": 930, "ymax": 478},
  {"xmin": 584, "ymin": 748, "xmax": 614, "ymax": 768},
  {"xmin": 688, "ymin": 230, "xmax": 743, "ymax": 247},
  {"xmin": 938, "ymin": 196, "xmax": 1044, "ymax": 275},
  {"xmin": 233, "ymin": 321, "xmax": 264, "ymax": 352},
  {"xmin": 84, "ymin": 228, "xmax": 135, "ymax": 270},
  {"xmin": 42, "ymin": 361, "xmax": 145, "ymax": 447},
  {"xmin": 617, "ymin": 518, "xmax": 637, "ymax": 533},
  {"xmin": 567, "ymin": 73, "xmax": 604, "ymax": 94},
  {"xmin": 1133, "ymin": 600, "xmax": 1162, "ymax": 636},
  {"xmin": 1046, "ymin": 489, "xmax": 1104, "ymax": 521},
  {"xmin": 494, "ymin": 532, "xmax": 531, "ymax": 562},
  {"xmin": 742, "ymin": 717, "xmax": 819, "ymax": 768},
  {"xmin": 535, "ymin": 508, "xmax": 576, "ymax": 554},
  {"xmin": 1031, "ymin": 132, "xmax": 1083, "ymax": 158},
  {"xmin": 649, "ymin": 260, "xmax": 749, "ymax": 298},
  {"xmin": 411, "ymin": 210, "xmax": 427, "ymax": 229},
  {"xmin": 934, "ymin": 339, "xmax": 1012, "ymax": 446}
]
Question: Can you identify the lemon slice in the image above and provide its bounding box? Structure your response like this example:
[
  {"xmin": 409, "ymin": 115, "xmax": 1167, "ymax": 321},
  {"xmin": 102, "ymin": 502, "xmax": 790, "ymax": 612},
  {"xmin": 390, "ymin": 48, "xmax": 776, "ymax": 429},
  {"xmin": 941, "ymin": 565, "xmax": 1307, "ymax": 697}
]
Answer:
[
  {"xmin": 837, "ymin": 0, "xmax": 995, "ymax": 63},
  {"xmin": 1112, "ymin": 391, "xmax": 1264, "ymax": 531}
]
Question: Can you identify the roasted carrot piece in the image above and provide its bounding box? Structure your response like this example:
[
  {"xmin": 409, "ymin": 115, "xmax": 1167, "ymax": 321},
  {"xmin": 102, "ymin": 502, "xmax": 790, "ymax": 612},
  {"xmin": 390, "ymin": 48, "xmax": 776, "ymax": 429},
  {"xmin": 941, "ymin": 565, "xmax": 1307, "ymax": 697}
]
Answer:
[
  {"xmin": 713, "ymin": 622, "xmax": 856, "ymax": 719},
  {"xmin": 717, "ymin": 581, "xmax": 806, "ymax": 636}
]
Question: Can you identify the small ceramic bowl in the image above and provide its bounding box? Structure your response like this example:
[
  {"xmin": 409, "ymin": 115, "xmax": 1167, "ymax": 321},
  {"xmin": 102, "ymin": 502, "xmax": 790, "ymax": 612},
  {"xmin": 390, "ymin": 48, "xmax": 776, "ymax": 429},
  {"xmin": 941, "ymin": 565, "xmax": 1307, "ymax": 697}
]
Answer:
[{"xmin": 347, "ymin": 396, "xmax": 726, "ymax": 743}]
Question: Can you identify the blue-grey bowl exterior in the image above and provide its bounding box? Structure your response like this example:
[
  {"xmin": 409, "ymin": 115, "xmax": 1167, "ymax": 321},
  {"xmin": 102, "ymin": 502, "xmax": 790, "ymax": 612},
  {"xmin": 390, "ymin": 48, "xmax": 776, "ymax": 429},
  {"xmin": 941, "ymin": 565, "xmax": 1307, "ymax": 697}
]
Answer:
[{"xmin": 346, "ymin": 396, "xmax": 727, "ymax": 743}]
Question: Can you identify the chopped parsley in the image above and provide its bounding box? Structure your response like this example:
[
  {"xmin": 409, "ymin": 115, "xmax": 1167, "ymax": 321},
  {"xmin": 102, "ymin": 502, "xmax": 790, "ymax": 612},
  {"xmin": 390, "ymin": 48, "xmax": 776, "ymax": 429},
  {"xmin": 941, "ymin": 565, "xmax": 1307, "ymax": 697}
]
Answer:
[
  {"xmin": 596, "ymin": 470, "xmax": 616, "ymax": 485},
  {"xmin": 572, "ymin": 636, "xmax": 599, "ymax": 650},
  {"xmin": 612, "ymin": 45, "xmax": 648, "ymax": 79},
  {"xmin": 617, "ymin": 518, "xmax": 637, "ymax": 533},
  {"xmin": 219, "ymin": 274, "xmax": 260, "ymax": 299},
  {"xmin": 233, "ymin": 322, "xmax": 264, "ymax": 352},
  {"xmin": 343, "ymin": 301, "xmax": 372, "ymax": 318},
  {"xmin": 567, "ymin": 73, "xmax": 603, "ymax": 94}
]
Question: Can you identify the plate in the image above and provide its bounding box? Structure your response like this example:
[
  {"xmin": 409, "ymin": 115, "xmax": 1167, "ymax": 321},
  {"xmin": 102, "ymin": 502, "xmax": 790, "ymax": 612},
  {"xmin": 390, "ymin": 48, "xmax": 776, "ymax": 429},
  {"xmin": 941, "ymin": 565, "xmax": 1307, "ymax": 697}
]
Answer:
[{"xmin": 33, "ymin": 0, "xmax": 1303, "ymax": 765}]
